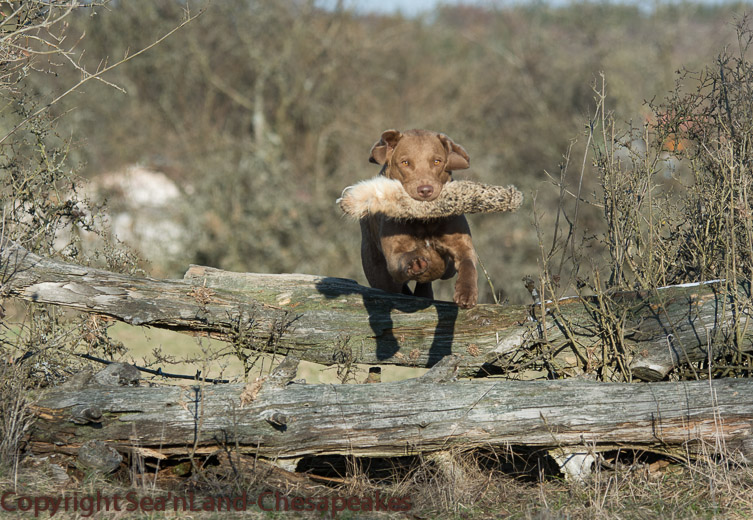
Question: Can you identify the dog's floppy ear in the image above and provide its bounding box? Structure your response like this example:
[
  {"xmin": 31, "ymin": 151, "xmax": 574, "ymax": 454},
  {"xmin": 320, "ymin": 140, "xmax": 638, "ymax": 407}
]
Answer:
[
  {"xmin": 438, "ymin": 133, "xmax": 470, "ymax": 171},
  {"xmin": 369, "ymin": 129, "xmax": 403, "ymax": 165}
]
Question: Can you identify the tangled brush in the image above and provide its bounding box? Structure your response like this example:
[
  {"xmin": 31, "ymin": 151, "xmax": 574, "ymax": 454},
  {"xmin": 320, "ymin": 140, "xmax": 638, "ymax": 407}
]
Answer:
[{"xmin": 337, "ymin": 177, "xmax": 523, "ymax": 220}]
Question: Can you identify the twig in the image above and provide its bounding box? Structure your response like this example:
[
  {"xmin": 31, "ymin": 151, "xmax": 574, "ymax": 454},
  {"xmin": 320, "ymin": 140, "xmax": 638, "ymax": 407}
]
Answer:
[
  {"xmin": 75, "ymin": 353, "xmax": 230, "ymax": 384},
  {"xmin": 0, "ymin": 6, "xmax": 205, "ymax": 145},
  {"xmin": 476, "ymin": 253, "xmax": 499, "ymax": 305}
]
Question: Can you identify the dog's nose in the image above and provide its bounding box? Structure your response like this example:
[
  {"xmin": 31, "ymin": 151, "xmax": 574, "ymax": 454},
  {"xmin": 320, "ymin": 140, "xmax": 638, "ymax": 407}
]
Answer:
[{"xmin": 417, "ymin": 185, "xmax": 434, "ymax": 199}]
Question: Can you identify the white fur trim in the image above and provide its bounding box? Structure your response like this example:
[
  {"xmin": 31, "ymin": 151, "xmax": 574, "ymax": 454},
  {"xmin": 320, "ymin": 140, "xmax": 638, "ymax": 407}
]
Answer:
[{"xmin": 337, "ymin": 177, "xmax": 405, "ymax": 219}]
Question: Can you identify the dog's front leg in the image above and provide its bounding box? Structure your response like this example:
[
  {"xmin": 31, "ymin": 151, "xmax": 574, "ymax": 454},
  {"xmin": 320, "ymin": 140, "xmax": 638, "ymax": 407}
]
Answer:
[
  {"xmin": 453, "ymin": 253, "xmax": 478, "ymax": 308},
  {"xmin": 446, "ymin": 232, "xmax": 478, "ymax": 308},
  {"xmin": 438, "ymin": 217, "xmax": 478, "ymax": 309},
  {"xmin": 383, "ymin": 243, "xmax": 432, "ymax": 284},
  {"xmin": 378, "ymin": 220, "xmax": 434, "ymax": 285}
]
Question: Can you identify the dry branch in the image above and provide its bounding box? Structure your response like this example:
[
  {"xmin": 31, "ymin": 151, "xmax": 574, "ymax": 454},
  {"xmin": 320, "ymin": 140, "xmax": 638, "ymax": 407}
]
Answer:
[
  {"xmin": 1, "ymin": 239, "xmax": 751, "ymax": 380},
  {"xmin": 29, "ymin": 370, "xmax": 753, "ymax": 460}
]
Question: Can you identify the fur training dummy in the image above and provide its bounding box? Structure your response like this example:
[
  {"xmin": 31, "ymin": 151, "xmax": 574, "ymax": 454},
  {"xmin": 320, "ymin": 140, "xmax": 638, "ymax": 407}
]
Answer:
[{"xmin": 337, "ymin": 176, "xmax": 523, "ymax": 220}]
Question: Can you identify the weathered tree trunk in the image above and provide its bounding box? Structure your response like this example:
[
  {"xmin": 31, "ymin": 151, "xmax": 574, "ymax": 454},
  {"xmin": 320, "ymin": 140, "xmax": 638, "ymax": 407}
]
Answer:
[
  {"xmin": 30, "ymin": 372, "xmax": 753, "ymax": 461},
  {"xmin": 1, "ymin": 239, "xmax": 750, "ymax": 380}
]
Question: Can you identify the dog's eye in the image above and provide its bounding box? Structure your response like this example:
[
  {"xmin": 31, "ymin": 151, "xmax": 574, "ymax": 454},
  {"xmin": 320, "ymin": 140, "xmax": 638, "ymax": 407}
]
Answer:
[
  {"xmin": 433, "ymin": 159, "xmax": 442, "ymax": 165},
  {"xmin": 401, "ymin": 160, "xmax": 410, "ymax": 166}
]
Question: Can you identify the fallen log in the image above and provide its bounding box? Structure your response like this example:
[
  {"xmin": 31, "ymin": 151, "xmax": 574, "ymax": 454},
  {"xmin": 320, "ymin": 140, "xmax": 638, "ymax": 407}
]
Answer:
[
  {"xmin": 1, "ymin": 239, "xmax": 751, "ymax": 380},
  {"xmin": 30, "ymin": 367, "xmax": 753, "ymax": 461}
]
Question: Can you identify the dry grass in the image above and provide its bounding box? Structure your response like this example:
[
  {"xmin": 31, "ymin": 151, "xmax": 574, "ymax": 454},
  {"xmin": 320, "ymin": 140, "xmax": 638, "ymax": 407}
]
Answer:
[{"xmin": 2, "ymin": 443, "xmax": 751, "ymax": 519}]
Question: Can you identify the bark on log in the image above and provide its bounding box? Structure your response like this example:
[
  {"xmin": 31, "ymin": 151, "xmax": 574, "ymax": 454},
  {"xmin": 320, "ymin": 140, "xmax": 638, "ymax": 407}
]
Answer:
[
  {"xmin": 1, "ymin": 239, "xmax": 751, "ymax": 380},
  {"xmin": 30, "ymin": 374, "xmax": 753, "ymax": 460}
]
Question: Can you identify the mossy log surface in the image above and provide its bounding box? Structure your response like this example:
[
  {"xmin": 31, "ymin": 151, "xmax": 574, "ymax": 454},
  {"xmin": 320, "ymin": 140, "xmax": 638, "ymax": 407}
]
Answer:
[
  {"xmin": 1, "ymin": 239, "xmax": 750, "ymax": 380},
  {"xmin": 30, "ymin": 375, "xmax": 753, "ymax": 459}
]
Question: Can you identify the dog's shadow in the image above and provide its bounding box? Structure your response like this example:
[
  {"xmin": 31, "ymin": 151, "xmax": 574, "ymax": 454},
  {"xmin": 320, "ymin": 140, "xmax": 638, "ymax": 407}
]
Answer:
[{"xmin": 314, "ymin": 277, "xmax": 458, "ymax": 365}]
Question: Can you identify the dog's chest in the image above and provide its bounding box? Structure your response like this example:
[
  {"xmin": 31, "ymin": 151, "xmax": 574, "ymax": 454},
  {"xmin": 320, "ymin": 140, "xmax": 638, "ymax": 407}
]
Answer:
[{"xmin": 407, "ymin": 220, "xmax": 448, "ymax": 247}]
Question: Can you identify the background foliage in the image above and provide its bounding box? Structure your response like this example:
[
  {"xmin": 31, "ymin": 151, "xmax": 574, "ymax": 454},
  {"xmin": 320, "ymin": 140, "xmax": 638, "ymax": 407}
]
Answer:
[{"xmin": 35, "ymin": 0, "xmax": 749, "ymax": 304}]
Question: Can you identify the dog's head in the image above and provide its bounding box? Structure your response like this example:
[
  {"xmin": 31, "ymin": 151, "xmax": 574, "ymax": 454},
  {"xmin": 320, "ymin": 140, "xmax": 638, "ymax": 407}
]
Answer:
[{"xmin": 368, "ymin": 129, "xmax": 470, "ymax": 202}]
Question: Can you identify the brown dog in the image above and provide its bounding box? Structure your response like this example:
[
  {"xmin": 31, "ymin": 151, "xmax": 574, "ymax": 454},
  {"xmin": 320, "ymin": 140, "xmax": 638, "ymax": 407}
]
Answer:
[{"xmin": 360, "ymin": 129, "xmax": 478, "ymax": 308}]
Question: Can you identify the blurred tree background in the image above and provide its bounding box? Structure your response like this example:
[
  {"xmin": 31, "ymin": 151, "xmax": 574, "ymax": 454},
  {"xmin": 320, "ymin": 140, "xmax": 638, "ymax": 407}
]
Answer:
[{"xmin": 36, "ymin": 0, "xmax": 749, "ymax": 304}]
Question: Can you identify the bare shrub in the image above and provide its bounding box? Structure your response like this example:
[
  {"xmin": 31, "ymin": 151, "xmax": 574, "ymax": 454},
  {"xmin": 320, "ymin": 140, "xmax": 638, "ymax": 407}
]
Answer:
[
  {"xmin": 535, "ymin": 17, "xmax": 753, "ymax": 381},
  {"xmin": 0, "ymin": 363, "xmax": 35, "ymax": 478},
  {"xmin": 0, "ymin": 0, "xmax": 198, "ymax": 478}
]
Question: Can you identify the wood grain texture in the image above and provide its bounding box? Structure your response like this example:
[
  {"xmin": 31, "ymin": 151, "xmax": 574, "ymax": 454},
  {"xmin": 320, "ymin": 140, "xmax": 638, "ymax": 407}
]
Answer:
[
  {"xmin": 30, "ymin": 376, "xmax": 753, "ymax": 459},
  {"xmin": 2, "ymin": 239, "xmax": 750, "ymax": 379}
]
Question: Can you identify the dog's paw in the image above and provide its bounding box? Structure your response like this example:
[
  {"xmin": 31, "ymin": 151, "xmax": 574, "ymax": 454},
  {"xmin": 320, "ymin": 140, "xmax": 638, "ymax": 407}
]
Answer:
[
  {"xmin": 453, "ymin": 283, "xmax": 478, "ymax": 309},
  {"xmin": 404, "ymin": 256, "xmax": 430, "ymax": 278}
]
